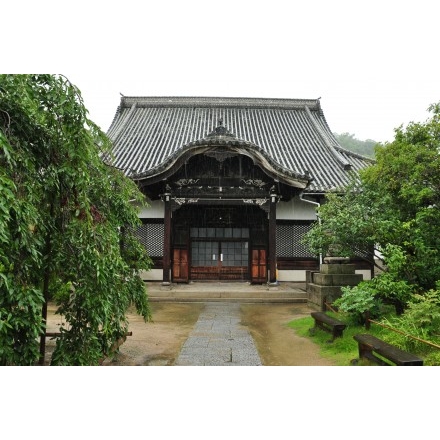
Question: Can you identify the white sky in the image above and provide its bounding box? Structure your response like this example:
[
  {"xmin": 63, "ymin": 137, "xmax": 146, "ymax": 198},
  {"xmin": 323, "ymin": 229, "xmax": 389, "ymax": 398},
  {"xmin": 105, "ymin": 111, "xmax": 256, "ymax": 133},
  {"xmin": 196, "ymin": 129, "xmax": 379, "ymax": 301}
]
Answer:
[
  {"xmin": 4, "ymin": 0, "xmax": 438, "ymax": 424},
  {"xmin": 5, "ymin": 0, "xmax": 440, "ymax": 144}
]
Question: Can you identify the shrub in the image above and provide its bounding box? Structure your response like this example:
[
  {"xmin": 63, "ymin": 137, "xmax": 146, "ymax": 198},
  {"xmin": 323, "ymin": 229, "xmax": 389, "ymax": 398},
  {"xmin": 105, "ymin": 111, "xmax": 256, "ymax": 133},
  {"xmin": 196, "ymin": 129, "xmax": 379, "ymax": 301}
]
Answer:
[
  {"xmin": 333, "ymin": 282, "xmax": 383, "ymax": 325},
  {"xmin": 379, "ymin": 287, "xmax": 440, "ymax": 354}
]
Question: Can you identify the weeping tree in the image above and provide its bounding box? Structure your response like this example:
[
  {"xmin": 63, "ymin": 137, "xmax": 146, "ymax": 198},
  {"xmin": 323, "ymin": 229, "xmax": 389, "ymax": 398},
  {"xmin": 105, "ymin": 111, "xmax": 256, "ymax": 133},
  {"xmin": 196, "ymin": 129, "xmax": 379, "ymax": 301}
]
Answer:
[{"xmin": 0, "ymin": 74, "xmax": 152, "ymax": 365}]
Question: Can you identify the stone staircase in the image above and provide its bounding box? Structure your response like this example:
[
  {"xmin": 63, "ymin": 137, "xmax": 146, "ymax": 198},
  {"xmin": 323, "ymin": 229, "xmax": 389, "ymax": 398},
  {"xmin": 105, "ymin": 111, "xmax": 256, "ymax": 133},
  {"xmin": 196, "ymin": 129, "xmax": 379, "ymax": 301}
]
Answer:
[{"xmin": 144, "ymin": 281, "xmax": 308, "ymax": 303}]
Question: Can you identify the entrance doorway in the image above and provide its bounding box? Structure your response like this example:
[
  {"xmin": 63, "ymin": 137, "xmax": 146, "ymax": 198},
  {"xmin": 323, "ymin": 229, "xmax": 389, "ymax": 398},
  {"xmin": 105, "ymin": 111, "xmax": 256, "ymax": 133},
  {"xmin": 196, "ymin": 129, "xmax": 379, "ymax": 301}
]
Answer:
[
  {"xmin": 190, "ymin": 228, "xmax": 249, "ymax": 280},
  {"xmin": 172, "ymin": 205, "xmax": 267, "ymax": 282}
]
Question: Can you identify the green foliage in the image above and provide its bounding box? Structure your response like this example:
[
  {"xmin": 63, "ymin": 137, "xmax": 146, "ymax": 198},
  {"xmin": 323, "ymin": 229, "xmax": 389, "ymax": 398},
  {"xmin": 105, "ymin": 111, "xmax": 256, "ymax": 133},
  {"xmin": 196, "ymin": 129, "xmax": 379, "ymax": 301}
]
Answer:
[
  {"xmin": 304, "ymin": 103, "xmax": 440, "ymax": 314},
  {"xmin": 359, "ymin": 107, "xmax": 440, "ymax": 290},
  {"xmin": 289, "ymin": 311, "xmax": 440, "ymax": 366},
  {"xmin": 0, "ymin": 284, "xmax": 45, "ymax": 365},
  {"xmin": 302, "ymin": 181, "xmax": 381, "ymax": 262},
  {"xmin": 403, "ymin": 285, "xmax": 440, "ymax": 332},
  {"xmin": 333, "ymin": 282, "xmax": 383, "ymax": 325},
  {"xmin": 1, "ymin": 76, "xmax": 47, "ymax": 365},
  {"xmin": 422, "ymin": 350, "xmax": 440, "ymax": 366},
  {"xmin": 288, "ymin": 314, "xmax": 386, "ymax": 365},
  {"xmin": 332, "ymin": 244, "xmax": 416, "ymax": 322},
  {"xmin": 379, "ymin": 287, "xmax": 440, "ymax": 356},
  {"xmin": 362, "ymin": 111, "xmax": 440, "ymax": 217},
  {"xmin": 369, "ymin": 244, "xmax": 416, "ymax": 313},
  {"xmin": 333, "ymin": 132, "xmax": 377, "ymax": 158},
  {"xmin": 0, "ymin": 74, "xmax": 152, "ymax": 365}
]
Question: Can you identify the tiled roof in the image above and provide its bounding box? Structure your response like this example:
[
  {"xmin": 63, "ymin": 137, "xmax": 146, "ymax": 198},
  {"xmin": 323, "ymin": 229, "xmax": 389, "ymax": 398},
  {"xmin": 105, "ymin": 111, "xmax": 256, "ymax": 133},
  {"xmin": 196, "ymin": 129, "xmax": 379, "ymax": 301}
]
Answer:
[{"xmin": 106, "ymin": 96, "xmax": 375, "ymax": 192}]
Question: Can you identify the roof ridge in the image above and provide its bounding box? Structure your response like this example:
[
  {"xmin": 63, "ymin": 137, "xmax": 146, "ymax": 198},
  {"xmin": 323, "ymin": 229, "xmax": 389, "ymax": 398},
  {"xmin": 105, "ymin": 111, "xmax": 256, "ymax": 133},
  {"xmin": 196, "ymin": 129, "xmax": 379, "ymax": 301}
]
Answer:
[
  {"xmin": 120, "ymin": 96, "xmax": 321, "ymax": 110},
  {"xmin": 304, "ymin": 106, "xmax": 352, "ymax": 170}
]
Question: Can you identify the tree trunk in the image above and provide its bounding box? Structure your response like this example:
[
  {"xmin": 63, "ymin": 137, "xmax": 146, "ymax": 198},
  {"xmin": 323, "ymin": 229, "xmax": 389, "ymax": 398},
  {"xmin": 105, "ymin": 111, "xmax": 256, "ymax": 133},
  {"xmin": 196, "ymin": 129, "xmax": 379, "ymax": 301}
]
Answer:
[{"xmin": 38, "ymin": 202, "xmax": 54, "ymax": 365}]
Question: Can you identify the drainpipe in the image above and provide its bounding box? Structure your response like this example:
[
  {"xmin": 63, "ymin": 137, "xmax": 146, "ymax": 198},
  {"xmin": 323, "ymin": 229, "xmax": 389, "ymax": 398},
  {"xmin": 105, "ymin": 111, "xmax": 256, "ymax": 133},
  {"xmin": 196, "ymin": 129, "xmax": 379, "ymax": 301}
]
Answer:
[{"xmin": 299, "ymin": 192, "xmax": 323, "ymax": 265}]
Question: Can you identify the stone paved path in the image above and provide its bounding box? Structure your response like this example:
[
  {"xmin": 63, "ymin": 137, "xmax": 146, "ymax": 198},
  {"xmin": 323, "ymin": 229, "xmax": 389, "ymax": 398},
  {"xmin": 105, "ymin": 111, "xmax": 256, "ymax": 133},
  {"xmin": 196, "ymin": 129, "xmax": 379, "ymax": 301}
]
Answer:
[{"xmin": 174, "ymin": 302, "xmax": 262, "ymax": 366}]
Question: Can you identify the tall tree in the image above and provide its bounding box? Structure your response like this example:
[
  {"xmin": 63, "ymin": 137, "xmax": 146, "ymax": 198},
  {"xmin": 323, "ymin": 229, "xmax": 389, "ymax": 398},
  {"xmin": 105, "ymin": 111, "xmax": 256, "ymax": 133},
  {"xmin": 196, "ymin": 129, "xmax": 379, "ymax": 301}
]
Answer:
[
  {"xmin": 304, "ymin": 104, "xmax": 440, "ymax": 311},
  {"xmin": 361, "ymin": 105, "xmax": 440, "ymax": 290},
  {"xmin": 333, "ymin": 132, "xmax": 377, "ymax": 158},
  {"xmin": 0, "ymin": 74, "xmax": 151, "ymax": 365}
]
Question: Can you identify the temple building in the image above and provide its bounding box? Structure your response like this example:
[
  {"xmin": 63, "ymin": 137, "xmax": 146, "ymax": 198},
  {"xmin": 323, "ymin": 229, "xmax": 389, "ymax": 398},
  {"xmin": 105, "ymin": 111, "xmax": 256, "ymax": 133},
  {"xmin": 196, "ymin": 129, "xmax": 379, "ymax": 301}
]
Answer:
[{"xmin": 106, "ymin": 96, "xmax": 374, "ymax": 284}]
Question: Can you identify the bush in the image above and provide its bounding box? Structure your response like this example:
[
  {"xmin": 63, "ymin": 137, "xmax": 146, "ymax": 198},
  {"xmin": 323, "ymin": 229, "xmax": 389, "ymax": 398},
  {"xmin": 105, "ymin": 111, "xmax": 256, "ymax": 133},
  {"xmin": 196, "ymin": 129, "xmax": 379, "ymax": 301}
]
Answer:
[
  {"xmin": 379, "ymin": 287, "xmax": 440, "ymax": 354},
  {"xmin": 333, "ymin": 282, "xmax": 383, "ymax": 325},
  {"xmin": 423, "ymin": 351, "xmax": 440, "ymax": 366}
]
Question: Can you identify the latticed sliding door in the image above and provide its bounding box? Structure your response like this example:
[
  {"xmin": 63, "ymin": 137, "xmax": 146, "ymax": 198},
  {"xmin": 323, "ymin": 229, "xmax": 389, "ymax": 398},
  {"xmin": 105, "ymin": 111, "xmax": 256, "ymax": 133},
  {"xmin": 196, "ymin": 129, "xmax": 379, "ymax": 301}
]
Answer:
[
  {"xmin": 190, "ymin": 227, "xmax": 251, "ymax": 280},
  {"xmin": 190, "ymin": 241, "xmax": 219, "ymax": 280},
  {"xmin": 219, "ymin": 241, "xmax": 249, "ymax": 280}
]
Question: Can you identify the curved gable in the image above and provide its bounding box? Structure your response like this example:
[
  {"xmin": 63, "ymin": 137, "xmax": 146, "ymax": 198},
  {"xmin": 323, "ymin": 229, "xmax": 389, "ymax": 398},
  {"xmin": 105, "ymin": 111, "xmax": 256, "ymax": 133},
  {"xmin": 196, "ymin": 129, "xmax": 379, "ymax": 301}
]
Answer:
[
  {"xmin": 106, "ymin": 96, "xmax": 374, "ymax": 192},
  {"xmin": 129, "ymin": 120, "xmax": 311, "ymax": 189}
]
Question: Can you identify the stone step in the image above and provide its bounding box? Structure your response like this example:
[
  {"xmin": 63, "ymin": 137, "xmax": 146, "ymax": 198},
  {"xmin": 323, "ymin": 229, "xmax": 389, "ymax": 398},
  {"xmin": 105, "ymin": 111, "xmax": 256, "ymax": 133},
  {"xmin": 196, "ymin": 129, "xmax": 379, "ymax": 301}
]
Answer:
[
  {"xmin": 144, "ymin": 281, "xmax": 308, "ymax": 303},
  {"xmin": 149, "ymin": 296, "xmax": 308, "ymax": 303}
]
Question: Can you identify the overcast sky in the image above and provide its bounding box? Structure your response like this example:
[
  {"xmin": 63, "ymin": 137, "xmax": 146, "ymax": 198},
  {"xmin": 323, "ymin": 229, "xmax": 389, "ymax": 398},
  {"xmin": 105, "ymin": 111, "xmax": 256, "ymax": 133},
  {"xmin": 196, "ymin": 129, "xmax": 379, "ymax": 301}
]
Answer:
[
  {"xmin": 5, "ymin": 0, "xmax": 438, "ymax": 425},
  {"xmin": 6, "ymin": 1, "xmax": 440, "ymax": 144}
]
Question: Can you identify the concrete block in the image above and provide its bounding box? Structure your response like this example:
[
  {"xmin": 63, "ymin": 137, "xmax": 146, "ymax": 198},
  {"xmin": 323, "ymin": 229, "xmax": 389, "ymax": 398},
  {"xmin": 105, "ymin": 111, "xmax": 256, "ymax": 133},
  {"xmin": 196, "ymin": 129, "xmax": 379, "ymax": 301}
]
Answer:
[
  {"xmin": 307, "ymin": 283, "xmax": 347, "ymax": 310},
  {"xmin": 314, "ymin": 273, "xmax": 335, "ymax": 285},
  {"xmin": 334, "ymin": 274, "xmax": 363, "ymax": 285},
  {"xmin": 313, "ymin": 273, "xmax": 362, "ymax": 286},
  {"xmin": 320, "ymin": 263, "xmax": 356, "ymax": 275}
]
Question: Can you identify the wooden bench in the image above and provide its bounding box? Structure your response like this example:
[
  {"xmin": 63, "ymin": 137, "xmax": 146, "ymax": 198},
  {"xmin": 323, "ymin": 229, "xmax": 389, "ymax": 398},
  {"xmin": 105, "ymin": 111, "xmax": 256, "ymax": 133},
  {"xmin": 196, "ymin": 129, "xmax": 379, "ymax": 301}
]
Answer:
[
  {"xmin": 309, "ymin": 312, "xmax": 347, "ymax": 342},
  {"xmin": 353, "ymin": 334, "xmax": 424, "ymax": 366}
]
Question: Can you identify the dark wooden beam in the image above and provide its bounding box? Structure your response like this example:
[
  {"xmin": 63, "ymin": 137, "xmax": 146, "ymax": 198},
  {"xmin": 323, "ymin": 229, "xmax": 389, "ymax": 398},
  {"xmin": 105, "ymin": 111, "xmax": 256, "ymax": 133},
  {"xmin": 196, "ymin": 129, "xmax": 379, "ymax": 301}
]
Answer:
[
  {"xmin": 268, "ymin": 193, "xmax": 277, "ymax": 284},
  {"xmin": 163, "ymin": 191, "xmax": 172, "ymax": 284}
]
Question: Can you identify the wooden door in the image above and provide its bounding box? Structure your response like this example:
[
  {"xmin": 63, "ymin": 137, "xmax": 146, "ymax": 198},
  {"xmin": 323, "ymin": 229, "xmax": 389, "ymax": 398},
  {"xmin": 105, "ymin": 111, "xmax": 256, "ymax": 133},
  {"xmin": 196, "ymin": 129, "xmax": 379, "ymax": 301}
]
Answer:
[
  {"xmin": 251, "ymin": 249, "xmax": 267, "ymax": 283},
  {"xmin": 172, "ymin": 249, "xmax": 189, "ymax": 282}
]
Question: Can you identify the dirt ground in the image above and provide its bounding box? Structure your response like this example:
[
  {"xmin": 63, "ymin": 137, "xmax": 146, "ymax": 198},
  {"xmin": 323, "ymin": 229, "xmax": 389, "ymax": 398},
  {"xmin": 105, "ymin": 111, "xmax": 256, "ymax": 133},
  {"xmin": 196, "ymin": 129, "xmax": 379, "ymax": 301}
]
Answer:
[
  {"xmin": 103, "ymin": 302, "xmax": 335, "ymax": 366},
  {"xmin": 45, "ymin": 301, "xmax": 335, "ymax": 366},
  {"xmin": 102, "ymin": 302, "xmax": 205, "ymax": 366},
  {"xmin": 241, "ymin": 303, "xmax": 335, "ymax": 366}
]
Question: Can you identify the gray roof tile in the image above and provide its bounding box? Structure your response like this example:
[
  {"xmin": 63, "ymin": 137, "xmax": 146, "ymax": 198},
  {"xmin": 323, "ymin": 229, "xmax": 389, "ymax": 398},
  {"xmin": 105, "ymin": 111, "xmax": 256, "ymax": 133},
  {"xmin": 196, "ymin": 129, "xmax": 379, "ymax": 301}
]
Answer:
[{"xmin": 106, "ymin": 96, "xmax": 374, "ymax": 192}]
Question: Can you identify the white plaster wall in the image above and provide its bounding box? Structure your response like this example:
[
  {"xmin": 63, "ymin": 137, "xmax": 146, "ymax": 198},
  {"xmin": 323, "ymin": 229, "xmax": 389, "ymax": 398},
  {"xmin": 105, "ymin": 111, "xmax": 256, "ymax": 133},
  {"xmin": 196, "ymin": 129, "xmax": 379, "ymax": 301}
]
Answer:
[
  {"xmin": 356, "ymin": 269, "xmax": 371, "ymax": 281},
  {"xmin": 139, "ymin": 269, "xmax": 163, "ymax": 281},
  {"xmin": 138, "ymin": 200, "xmax": 164, "ymax": 218},
  {"xmin": 277, "ymin": 269, "xmax": 371, "ymax": 282},
  {"xmin": 137, "ymin": 197, "xmax": 318, "ymax": 220},
  {"xmin": 276, "ymin": 197, "xmax": 318, "ymax": 220},
  {"xmin": 277, "ymin": 270, "xmax": 308, "ymax": 282}
]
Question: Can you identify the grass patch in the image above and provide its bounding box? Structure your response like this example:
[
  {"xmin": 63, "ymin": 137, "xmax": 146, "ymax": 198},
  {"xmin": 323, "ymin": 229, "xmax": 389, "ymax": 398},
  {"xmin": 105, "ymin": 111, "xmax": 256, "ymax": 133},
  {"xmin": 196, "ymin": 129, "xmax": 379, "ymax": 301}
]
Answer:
[
  {"xmin": 288, "ymin": 307, "xmax": 440, "ymax": 366},
  {"xmin": 288, "ymin": 313, "xmax": 398, "ymax": 366}
]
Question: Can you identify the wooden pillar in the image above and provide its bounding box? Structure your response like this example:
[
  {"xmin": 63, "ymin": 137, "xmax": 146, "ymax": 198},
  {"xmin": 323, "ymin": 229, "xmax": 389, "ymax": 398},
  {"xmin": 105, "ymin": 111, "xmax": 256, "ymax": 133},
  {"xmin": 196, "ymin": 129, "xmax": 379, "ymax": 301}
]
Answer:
[
  {"xmin": 268, "ymin": 191, "xmax": 277, "ymax": 284},
  {"xmin": 162, "ymin": 191, "xmax": 171, "ymax": 284}
]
